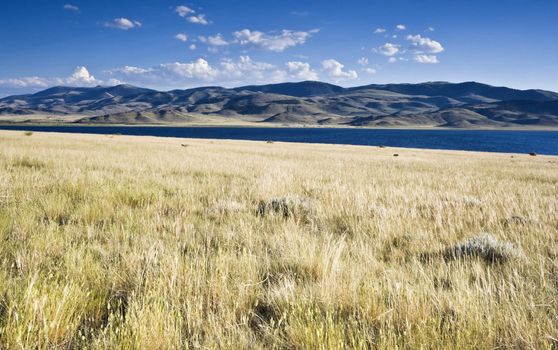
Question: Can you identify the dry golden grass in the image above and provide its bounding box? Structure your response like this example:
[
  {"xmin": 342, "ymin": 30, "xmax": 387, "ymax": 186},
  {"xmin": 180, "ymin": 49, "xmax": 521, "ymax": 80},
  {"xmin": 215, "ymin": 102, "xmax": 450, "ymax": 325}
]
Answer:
[{"xmin": 0, "ymin": 130, "xmax": 557, "ymax": 349}]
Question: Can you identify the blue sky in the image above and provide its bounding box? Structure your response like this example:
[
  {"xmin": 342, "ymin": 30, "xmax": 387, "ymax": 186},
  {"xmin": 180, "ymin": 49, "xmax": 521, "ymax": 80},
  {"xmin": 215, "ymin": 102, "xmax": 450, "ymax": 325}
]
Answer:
[{"xmin": 0, "ymin": 0, "xmax": 557, "ymax": 96}]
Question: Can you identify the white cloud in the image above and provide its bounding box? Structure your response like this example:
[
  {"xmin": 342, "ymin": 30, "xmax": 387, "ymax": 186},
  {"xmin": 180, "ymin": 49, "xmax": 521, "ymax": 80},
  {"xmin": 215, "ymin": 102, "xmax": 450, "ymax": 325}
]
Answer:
[
  {"xmin": 63, "ymin": 4, "xmax": 79, "ymax": 12},
  {"xmin": 374, "ymin": 28, "xmax": 386, "ymax": 34},
  {"xmin": 233, "ymin": 28, "xmax": 318, "ymax": 52},
  {"xmin": 396, "ymin": 24, "xmax": 406, "ymax": 31},
  {"xmin": 0, "ymin": 66, "xmax": 102, "ymax": 93},
  {"xmin": 66, "ymin": 66, "xmax": 100, "ymax": 85},
  {"xmin": 175, "ymin": 5, "xmax": 194, "ymax": 17},
  {"xmin": 388, "ymin": 57, "xmax": 397, "ymax": 63},
  {"xmin": 376, "ymin": 43, "xmax": 400, "ymax": 56},
  {"xmin": 106, "ymin": 78, "xmax": 124, "ymax": 86},
  {"xmin": 220, "ymin": 56, "xmax": 286, "ymax": 82},
  {"xmin": 413, "ymin": 54, "xmax": 439, "ymax": 64},
  {"xmin": 406, "ymin": 34, "xmax": 444, "ymax": 53},
  {"xmin": 104, "ymin": 57, "xmax": 320, "ymax": 88},
  {"xmin": 104, "ymin": 18, "xmax": 142, "ymax": 30},
  {"xmin": 0, "ymin": 77, "xmax": 49, "ymax": 88},
  {"xmin": 363, "ymin": 67, "xmax": 377, "ymax": 74},
  {"xmin": 110, "ymin": 66, "xmax": 153, "ymax": 75},
  {"xmin": 286, "ymin": 61, "xmax": 318, "ymax": 80},
  {"xmin": 427, "ymin": 27, "xmax": 435, "ymax": 32},
  {"xmin": 174, "ymin": 5, "xmax": 210, "ymax": 25},
  {"xmin": 199, "ymin": 34, "xmax": 228, "ymax": 46},
  {"xmin": 321, "ymin": 59, "xmax": 358, "ymax": 80},
  {"xmin": 161, "ymin": 58, "xmax": 219, "ymax": 81},
  {"xmin": 358, "ymin": 57, "xmax": 369, "ymax": 66},
  {"xmin": 175, "ymin": 33, "xmax": 188, "ymax": 42},
  {"xmin": 187, "ymin": 14, "xmax": 209, "ymax": 25},
  {"xmin": 189, "ymin": 44, "xmax": 197, "ymax": 50}
]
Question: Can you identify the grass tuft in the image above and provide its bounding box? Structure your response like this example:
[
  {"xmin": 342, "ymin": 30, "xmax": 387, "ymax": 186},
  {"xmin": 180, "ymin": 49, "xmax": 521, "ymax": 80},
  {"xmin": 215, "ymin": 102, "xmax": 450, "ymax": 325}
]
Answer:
[
  {"xmin": 11, "ymin": 156, "xmax": 45, "ymax": 169},
  {"xmin": 443, "ymin": 233, "xmax": 523, "ymax": 263}
]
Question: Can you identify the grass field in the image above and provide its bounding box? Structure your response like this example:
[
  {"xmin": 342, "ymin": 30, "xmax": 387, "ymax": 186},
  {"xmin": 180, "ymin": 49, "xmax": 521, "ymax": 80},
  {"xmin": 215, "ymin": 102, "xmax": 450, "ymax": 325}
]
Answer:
[{"xmin": 0, "ymin": 130, "xmax": 557, "ymax": 349}]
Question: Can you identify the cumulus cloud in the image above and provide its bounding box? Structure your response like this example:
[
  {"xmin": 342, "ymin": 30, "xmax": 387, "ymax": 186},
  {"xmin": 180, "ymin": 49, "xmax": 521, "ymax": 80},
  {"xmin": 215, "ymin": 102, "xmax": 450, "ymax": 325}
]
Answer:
[
  {"xmin": 175, "ymin": 33, "xmax": 188, "ymax": 42},
  {"xmin": 374, "ymin": 28, "xmax": 386, "ymax": 34},
  {"xmin": 174, "ymin": 5, "xmax": 210, "ymax": 24},
  {"xmin": 103, "ymin": 57, "xmax": 322, "ymax": 88},
  {"xmin": 187, "ymin": 14, "xmax": 209, "ymax": 25},
  {"xmin": 406, "ymin": 34, "xmax": 444, "ymax": 53},
  {"xmin": 161, "ymin": 58, "xmax": 219, "ymax": 80},
  {"xmin": 175, "ymin": 5, "xmax": 194, "ymax": 17},
  {"xmin": 286, "ymin": 61, "xmax": 318, "ymax": 80},
  {"xmin": 363, "ymin": 67, "xmax": 377, "ymax": 74},
  {"xmin": 104, "ymin": 18, "xmax": 142, "ymax": 30},
  {"xmin": 388, "ymin": 57, "xmax": 397, "ymax": 63},
  {"xmin": 396, "ymin": 24, "xmax": 406, "ymax": 31},
  {"xmin": 189, "ymin": 44, "xmax": 197, "ymax": 50},
  {"xmin": 413, "ymin": 54, "xmax": 439, "ymax": 64},
  {"xmin": 63, "ymin": 4, "xmax": 79, "ymax": 12},
  {"xmin": 0, "ymin": 66, "xmax": 103, "ymax": 94},
  {"xmin": 164, "ymin": 57, "xmax": 284, "ymax": 86},
  {"xmin": 376, "ymin": 43, "xmax": 400, "ymax": 56},
  {"xmin": 358, "ymin": 57, "xmax": 369, "ymax": 66},
  {"xmin": 321, "ymin": 59, "xmax": 358, "ymax": 80},
  {"xmin": 220, "ymin": 56, "xmax": 286, "ymax": 82},
  {"xmin": 233, "ymin": 28, "xmax": 318, "ymax": 52},
  {"xmin": 199, "ymin": 34, "xmax": 228, "ymax": 46},
  {"xmin": 66, "ymin": 66, "xmax": 100, "ymax": 85}
]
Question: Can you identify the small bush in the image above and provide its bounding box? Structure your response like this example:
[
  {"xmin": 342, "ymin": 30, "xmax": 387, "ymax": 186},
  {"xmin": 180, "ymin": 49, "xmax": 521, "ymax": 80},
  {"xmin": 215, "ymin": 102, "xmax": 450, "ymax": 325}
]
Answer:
[
  {"xmin": 257, "ymin": 195, "xmax": 316, "ymax": 219},
  {"xmin": 24, "ymin": 131, "xmax": 33, "ymax": 136},
  {"xmin": 443, "ymin": 233, "xmax": 523, "ymax": 263}
]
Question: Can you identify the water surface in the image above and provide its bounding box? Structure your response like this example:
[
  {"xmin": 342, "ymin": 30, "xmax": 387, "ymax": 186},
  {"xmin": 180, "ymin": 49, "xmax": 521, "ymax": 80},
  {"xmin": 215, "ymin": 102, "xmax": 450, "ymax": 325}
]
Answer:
[{"xmin": 1, "ymin": 125, "xmax": 557, "ymax": 155}]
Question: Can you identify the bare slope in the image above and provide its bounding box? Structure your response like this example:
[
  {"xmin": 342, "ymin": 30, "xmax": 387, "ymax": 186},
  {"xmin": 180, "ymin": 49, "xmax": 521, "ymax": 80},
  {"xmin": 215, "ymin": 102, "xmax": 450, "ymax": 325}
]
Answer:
[{"xmin": 1, "ymin": 81, "xmax": 557, "ymax": 127}]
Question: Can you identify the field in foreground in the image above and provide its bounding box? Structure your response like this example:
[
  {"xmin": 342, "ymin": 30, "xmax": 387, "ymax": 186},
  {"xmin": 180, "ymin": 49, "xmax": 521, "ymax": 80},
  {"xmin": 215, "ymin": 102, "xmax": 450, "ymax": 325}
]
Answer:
[{"xmin": 0, "ymin": 130, "xmax": 557, "ymax": 349}]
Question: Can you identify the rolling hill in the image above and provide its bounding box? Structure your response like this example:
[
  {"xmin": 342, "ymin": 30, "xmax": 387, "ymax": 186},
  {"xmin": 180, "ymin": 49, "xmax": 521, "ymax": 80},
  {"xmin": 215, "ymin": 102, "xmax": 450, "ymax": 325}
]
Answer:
[{"xmin": 1, "ymin": 81, "xmax": 557, "ymax": 128}]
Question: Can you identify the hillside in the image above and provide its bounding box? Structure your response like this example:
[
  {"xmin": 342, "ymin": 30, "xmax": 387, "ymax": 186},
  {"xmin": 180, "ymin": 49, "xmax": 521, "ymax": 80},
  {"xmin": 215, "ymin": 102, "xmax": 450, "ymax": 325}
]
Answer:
[{"xmin": 1, "ymin": 81, "xmax": 557, "ymax": 127}]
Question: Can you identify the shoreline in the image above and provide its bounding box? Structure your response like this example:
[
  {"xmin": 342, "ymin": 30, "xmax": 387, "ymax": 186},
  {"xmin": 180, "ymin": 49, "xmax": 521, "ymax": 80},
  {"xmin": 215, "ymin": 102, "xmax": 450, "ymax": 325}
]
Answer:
[{"xmin": 1, "ymin": 120, "xmax": 558, "ymax": 131}]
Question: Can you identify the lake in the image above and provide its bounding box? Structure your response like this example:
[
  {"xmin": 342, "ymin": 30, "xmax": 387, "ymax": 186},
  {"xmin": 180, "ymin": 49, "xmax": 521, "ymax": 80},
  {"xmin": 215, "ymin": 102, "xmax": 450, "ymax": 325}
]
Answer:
[{"xmin": 1, "ymin": 125, "xmax": 557, "ymax": 155}]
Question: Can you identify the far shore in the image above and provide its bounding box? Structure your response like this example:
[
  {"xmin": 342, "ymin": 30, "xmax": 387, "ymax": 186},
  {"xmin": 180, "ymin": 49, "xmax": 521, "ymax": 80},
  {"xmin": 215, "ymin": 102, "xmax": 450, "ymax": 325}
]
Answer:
[{"xmin": 1, "ymin": 117, "xmax": 558, "ymax": 131}]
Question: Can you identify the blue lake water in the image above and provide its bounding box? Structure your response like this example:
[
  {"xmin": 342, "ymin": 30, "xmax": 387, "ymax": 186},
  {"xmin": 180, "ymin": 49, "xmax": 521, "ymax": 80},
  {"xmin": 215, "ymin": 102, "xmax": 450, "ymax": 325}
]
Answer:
[{"xmin": 0, "ymin": 125, "xmax": 557, "ymax": 155}]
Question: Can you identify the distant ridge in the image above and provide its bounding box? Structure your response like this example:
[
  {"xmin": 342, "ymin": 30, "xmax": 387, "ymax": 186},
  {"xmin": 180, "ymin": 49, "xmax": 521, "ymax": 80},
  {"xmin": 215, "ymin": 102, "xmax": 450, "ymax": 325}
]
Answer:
[
  {"xmin": 1, "ymin": 81, "xmax": 557, "ymax": 128},
  {"xmin": 234, "ymin": 81, "xmax": 345, "ymax": 97}
]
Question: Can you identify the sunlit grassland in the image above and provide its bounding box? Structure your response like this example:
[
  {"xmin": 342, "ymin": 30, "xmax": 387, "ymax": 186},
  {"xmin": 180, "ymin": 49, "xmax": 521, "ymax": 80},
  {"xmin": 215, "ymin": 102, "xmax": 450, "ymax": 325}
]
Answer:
[{"xmin": 0, "ymin": 130, "xmax": 557, "ymax": 349}]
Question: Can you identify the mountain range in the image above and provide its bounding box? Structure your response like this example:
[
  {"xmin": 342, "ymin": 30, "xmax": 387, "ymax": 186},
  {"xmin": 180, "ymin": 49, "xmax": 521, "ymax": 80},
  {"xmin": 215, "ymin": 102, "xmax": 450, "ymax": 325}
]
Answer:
[{"xmin": 1, "ymin": 81, "xmax": 558, "ymax": 128}]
